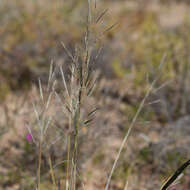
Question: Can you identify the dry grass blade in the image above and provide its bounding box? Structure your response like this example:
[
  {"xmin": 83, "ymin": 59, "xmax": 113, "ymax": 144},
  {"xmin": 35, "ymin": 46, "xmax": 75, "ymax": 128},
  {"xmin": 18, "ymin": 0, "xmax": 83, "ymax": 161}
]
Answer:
[
  {"xmin": 88, "ymin": 107, "xmax": 99, "ymax": 117},
  {"xmin": 87, "ymin": 79, "xmax": 97, "ymax": 96},
  {"xmin": 102, "ymin": 21, "xmax": 119, "ymax": 35},
  {"xmin": 53, "ymin": 160, "xmax": 68, "ymax": 169},
  {"xmin": 160, "ymin": 159, "xmax": 190, "ymax": 190},
  {"xmin": 124, "ymin": 180, "xmax": 128, "ymax": 190},
  {"xmin": 159, "ymin": 52, "xmax": 167, "ymax": 70},
  {"xmin": 61, "ymin": 41, "xmax": 76, "ymax": 64},
  {"xmin": 105, "ymin": 55, "xmax": 167, "ymax": 190},
  {"xmin": 105, "ymin": 77, "xmax": 157, "ymax": 190},
  {"xmin": 152, "ymin": 80, "xmax": 173, "ymax": 94},
  {"xmin": 146, "ymin": 99, "xmax": 161, "ymax": 106},
  {"xmin": 48, "ymin": 155, "xmax": 57, "ymax": 188},
  {"xmin": 96, "ymin": 8, "xmax": 109, "ymax": 24},
  {"xmin": 48, "ymin": 60, "xmax": 54, "ymax": 91},
  {"xmin": 84, "ymin": 118, "xmax": 94, "ymax": 125},
  {"xmin": 60, "ymin": 66, "xmax": 70, "ymax": 97},
  {"xmin": 93, "ymin": 46, "xmax": 103, "ymax": 64},
  {"xmin": 43, "ymin": 117, "xmax": 52, "ymax": 136},
  {"xmin": 45, "ymin": 91, "xmax": 53, "ymax": 110},
  {"xmin": 32, "ymin": 103, "xmax": 40, "ymax": 124},
  {"xmin": 38, "ymin": 78, "xmax": 44, "ymax": 102},
  {"xmin": 88, "ymin": 0, "xmax": 92, "ymax": 23}
]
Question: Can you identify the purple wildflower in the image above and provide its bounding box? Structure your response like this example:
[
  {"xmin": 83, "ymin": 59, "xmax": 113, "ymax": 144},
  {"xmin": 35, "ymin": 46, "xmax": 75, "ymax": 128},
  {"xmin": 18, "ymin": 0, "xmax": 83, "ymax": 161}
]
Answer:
[{"xmin": 26, "ymin": 133, "xmax": 33, "ymax": 142}]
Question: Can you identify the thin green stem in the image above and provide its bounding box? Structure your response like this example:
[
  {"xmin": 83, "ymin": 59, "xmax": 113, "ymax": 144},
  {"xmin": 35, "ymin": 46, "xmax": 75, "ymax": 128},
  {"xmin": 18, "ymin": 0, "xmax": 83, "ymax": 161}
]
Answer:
[
  {"xmin": 48, "ymin": 154, "xmax": 57, "ymax": 189},
  {"xmin": 38, "ymin": 141, "xmax": 42, "ymax": 190},
  {"xmin": 66, "ymin": 135, "xmax": 71, "ymax": 190}
]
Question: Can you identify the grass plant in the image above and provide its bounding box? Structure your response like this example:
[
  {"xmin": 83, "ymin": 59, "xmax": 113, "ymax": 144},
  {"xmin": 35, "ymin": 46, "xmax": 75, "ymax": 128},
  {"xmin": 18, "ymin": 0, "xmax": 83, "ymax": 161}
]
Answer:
[
  {"xmin": 25, "ymin": 1, "xmax": 190, "ymax": 190},
  {"xmin": 31, "ymin": 1, "xmax": 103, "ymax": 189}
]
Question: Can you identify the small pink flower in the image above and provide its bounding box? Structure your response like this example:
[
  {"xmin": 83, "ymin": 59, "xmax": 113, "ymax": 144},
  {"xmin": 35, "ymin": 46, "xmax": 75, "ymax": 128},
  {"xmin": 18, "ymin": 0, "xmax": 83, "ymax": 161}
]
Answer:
[{"xmin": 26, "ymin": 133, "xmax": 33, "ymax": 142}]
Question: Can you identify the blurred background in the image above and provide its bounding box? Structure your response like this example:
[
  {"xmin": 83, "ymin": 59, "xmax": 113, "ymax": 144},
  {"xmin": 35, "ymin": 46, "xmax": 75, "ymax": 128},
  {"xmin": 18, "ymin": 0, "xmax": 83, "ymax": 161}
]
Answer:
[{"xmin": 1, "ymin": 0, "xmax": 190, "ymax": 189}]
